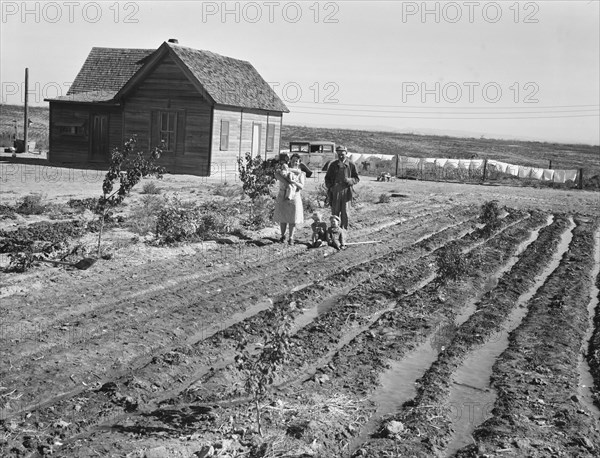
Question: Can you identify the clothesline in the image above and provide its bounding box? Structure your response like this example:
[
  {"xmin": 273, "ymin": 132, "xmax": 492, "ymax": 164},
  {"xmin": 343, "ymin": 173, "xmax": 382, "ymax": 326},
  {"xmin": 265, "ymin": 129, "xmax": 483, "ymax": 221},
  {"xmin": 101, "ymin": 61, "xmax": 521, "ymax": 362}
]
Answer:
[{"xmin": 347, "ymin": 153, "xmax": 579, "ymax": 184}]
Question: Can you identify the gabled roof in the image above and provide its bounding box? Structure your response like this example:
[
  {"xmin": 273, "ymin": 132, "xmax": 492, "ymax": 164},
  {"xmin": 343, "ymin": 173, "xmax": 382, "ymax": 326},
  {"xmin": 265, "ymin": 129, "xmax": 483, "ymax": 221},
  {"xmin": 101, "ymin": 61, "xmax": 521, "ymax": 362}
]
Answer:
[{"xmin": 49, "ymin": 42, "xmax": 288, "ymax": 112}]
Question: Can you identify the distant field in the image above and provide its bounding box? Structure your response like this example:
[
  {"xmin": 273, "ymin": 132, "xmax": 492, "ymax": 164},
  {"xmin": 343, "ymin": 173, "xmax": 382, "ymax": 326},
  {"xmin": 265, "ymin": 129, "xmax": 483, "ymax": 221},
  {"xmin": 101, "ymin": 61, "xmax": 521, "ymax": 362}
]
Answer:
[{"xmin": 1, "ymin": 103, "xmax": 598, "ymax": 178}]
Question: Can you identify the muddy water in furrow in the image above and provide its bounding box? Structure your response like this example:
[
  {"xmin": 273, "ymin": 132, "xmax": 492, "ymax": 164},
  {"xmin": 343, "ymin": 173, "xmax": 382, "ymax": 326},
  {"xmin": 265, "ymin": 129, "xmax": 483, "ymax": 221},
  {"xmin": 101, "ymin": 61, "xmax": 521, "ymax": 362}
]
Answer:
[
  {"xmin": 454, "ymin": 214, "xmax": 552, "ymax": 326},
  {"xmin": 348, "ymin": 217, "xmax": 545, "ymax": 452},
  {"xmin": 578, "ymin": 227, "xmax": 600, "ymax": 420},
  {"xmin": 444, "ymin": 218, "xmax": 575, "ymax": 457}
]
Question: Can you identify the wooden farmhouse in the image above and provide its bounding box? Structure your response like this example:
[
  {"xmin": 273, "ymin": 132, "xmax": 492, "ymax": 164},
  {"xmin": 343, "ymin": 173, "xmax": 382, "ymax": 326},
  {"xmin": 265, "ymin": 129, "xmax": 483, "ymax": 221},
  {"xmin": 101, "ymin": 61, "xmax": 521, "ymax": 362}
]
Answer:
[{"xmin": 45, "ymin": 40, "xmax": 289, "ymax": 176}]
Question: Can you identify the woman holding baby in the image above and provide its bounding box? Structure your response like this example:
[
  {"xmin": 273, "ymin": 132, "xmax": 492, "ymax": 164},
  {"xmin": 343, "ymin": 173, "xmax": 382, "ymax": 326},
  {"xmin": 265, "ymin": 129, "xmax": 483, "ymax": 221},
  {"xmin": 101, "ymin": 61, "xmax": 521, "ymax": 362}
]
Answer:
[{"xmin": 273, "ymin": 153, "xmax": 305, "ymax": 245}]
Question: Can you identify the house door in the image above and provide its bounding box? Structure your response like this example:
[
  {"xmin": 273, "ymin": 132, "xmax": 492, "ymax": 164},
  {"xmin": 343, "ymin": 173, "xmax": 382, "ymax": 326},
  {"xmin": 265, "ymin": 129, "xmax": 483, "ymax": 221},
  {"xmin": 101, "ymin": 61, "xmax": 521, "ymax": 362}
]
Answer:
[
  {"xmin": 91, "ymin": 114, "xmax": 108, "ymax": 160},
  {"xmin": 251, "ymin": 123, "xmax": 261, "ymax": 157}
]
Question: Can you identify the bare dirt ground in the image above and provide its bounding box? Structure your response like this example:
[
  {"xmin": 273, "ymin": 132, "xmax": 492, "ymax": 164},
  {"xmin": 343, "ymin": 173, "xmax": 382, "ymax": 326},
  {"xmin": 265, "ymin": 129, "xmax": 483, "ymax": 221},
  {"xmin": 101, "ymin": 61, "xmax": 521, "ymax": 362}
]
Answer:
[{"xmin": 1, "ymin": 164, "xmax": 599, "ymax": 458}]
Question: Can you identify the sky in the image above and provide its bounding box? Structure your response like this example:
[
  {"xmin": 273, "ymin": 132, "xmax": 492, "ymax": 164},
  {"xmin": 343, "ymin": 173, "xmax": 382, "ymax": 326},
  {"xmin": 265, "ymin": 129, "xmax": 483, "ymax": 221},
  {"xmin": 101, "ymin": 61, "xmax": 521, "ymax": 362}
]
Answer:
[{"xmin": 1, "ymin": 0, "xmax": 599, "ymax": 145}]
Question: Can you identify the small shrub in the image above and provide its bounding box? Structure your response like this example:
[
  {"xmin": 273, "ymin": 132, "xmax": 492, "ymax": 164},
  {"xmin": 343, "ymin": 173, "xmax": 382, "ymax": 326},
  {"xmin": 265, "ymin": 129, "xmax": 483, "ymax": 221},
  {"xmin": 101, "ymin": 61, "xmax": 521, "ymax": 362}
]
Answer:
[
  {"xmin": 155, "ymin": 198, "xmax": 236, "ymax": 244},
  {"xmin": 235, "ymin": 300, "xmax": 292, "ymax": 435},
  {"xmin": 127, "ymin": 195, "xmax": 167, "ymax": 235},
  {"xmin": 243, "ymin": 195, "xmax": 275, "ymax": 230},
  {"xmin": 478, "ymin": 200, "xmax": 502, "ymax": 237},
  {"xmin": 0, "ymin": 204, "xmax": 16, "ymax": 218},
  {"xmin": 68, "ymin": 197, "xmax": 100, "ymax": 213},
  {"xmin": 141, "ymin": 181, "xmax": 161, "ymax": 195},
  {"xmin": 378, "ymin": 193, "xmax": 391, "ymax": 204},
  {"xmin": 434, "ymin": 242, "xmax": 470, "ymax": 286},
  {"xmin": 16, "ymin": 193, "xmax": 46, "ymax": 215}
]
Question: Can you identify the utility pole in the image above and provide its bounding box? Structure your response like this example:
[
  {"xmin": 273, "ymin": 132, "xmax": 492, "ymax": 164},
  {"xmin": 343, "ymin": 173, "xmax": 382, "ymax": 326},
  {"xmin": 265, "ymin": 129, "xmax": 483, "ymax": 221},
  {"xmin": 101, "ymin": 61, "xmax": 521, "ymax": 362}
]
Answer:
[{"xmin": 24, "ymin": 68, "xmax": 29, "ymax": 152}]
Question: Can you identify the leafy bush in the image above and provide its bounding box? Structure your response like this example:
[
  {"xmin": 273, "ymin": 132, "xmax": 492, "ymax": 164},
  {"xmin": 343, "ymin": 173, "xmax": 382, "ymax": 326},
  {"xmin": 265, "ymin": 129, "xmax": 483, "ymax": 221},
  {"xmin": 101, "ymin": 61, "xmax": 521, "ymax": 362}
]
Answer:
[
  {"xmin": 237, "ymin": 152, "xmax": 279, "ymax": 200},
  {"xmin": 141, "ymin": 181, "xmax": 161, "ymax": 195},
  {"xmin": 96, "ymin": 136, "xmax": 166, "ymax": 256},
  {"xmin": 154, "ymin": 198, "xmax": 236, "ymax": 244},
  {"xmin": 16, "ymin": 193, "xmax": 46, "ymax": 215}
]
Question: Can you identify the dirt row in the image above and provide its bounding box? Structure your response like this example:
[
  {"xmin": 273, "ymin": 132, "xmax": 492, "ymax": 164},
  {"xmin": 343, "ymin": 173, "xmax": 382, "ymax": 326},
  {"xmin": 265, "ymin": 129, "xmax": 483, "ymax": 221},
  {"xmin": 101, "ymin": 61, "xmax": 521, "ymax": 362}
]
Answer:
[
  {"xmin": 456, "ymin": 217, "xmax": 600, "ymax": 457},
  {"xmin": 40, "ymin": 209, "xmax": 534, "ymax": 457},
  {"xmin": 0, "ymin": 204, "xmax": 459, "ymax": 408},
  {"xmin": 0, "ymin": 204, "xmax": 477, "ymax": 456},
  {"xmin": 357, "ymin": 215, "xmax": 600, "ymax": 457}
]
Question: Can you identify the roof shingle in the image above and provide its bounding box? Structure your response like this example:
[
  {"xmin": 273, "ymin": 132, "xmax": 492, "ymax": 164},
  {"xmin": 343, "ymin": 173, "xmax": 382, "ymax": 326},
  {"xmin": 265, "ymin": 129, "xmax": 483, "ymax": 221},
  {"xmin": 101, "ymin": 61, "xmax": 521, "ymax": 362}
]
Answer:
[{"xmin": 56, "ymin": 43, "xmax": 288, "ymax": 112}]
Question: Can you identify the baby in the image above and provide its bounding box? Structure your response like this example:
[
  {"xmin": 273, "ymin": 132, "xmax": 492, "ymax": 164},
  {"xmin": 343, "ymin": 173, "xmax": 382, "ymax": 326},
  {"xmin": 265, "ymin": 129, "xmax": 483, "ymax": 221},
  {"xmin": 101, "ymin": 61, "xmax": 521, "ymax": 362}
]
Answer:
[
  {"xmin": 327, "ymin": 215, "xmax": 346, "ymax": 251},
  {"xmin": 279, "ymin": 161, "xmax": 302, "ymax": 200},
  {"xmin": 310, "ymin": 212, "xmax": 328, "ymax": 248}
]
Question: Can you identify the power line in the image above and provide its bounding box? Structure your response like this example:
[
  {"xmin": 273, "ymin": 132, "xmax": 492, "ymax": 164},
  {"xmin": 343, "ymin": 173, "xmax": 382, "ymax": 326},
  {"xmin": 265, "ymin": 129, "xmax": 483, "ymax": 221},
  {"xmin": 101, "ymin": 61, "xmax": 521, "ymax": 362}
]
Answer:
[
  {"xmin": 289, "ymin": 101, "xmax": 600, "ymax": 110},
  {"xmin": 290, "ymin": 110, "xmax": 599, "ymax": 120},
  {"xmin": 287, "ymin": 105, "xmax": 598, "ymax": 115}
]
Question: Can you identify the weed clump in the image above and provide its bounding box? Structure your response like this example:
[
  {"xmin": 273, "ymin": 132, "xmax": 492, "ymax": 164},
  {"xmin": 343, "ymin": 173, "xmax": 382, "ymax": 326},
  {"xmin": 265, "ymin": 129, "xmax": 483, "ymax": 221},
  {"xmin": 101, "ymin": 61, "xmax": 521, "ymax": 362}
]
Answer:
[
  {"xmin": 16, "ymin": 193, "xmax": 46, "ymax": 215},
  {"xmin": 434, "ymin": 242, "xmax": 470, "ymax": 286},
  {"xmin": 378, "ymin": 193, "xmax": 391, "ymax": 204},
  {"xmin": 141, "ymin": 181, "xmax": 161, "ymax": 195},
  {"xmin": 478, "ymin": 200, "xmax": 503, "ymax": 237}
]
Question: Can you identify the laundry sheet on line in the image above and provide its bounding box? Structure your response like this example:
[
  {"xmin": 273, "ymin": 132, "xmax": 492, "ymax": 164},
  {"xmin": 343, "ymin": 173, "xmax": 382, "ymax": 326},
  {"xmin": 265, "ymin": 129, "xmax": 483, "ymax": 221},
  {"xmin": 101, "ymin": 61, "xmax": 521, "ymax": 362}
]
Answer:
[
  {"xmin": 542, "ymin": 169, "xmax": 555, "ymax": 181},
  {"xmin": 530, "ymin": 167, "xmax": 544, "ymax": 180}
]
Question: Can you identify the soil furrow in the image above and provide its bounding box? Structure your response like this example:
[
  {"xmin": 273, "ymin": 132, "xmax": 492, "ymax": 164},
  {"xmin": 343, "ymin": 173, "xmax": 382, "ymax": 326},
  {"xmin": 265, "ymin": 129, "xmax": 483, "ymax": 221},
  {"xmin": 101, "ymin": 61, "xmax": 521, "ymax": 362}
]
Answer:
[
  {"xmin": 48, "ymin": 211, "xmax": 532, "ymax": 457},
  {"xmin": 0, "ymin": 208, "xmax": 478, "ymax": 450},
  {"xmin": 354, "ymin": 214, "xmax": 572, "ymax": 457},
  {"xmin": 453, "ymin": 216, "xmax": 600, "ymax": 458}
]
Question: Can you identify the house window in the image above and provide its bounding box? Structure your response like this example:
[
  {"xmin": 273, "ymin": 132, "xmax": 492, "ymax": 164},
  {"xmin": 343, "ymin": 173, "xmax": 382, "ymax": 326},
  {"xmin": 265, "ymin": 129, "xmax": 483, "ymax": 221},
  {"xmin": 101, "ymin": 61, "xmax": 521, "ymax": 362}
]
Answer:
[
  {"xmin": 56, "ymin": 121, "xmax": 86, "ymax": 136},
  {"xmin": 220, "ymin": 120, "xmax": 229, "ymax": 151},
  {"xmin": 266, "ymin": 124, "xmax": 275, "ymax": 152},
  {"xmin": 159, "ymin": 111, "xmax": 177, "ymax": 151}
]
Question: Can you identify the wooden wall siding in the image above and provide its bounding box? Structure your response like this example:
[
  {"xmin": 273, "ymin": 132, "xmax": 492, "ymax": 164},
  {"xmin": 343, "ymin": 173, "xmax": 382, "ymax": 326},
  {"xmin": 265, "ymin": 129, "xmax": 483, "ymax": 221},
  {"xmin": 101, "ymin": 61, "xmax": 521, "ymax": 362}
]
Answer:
[
  {"xmin": 122, "ymin": 54, "xmax": 213, "ymax": 176},
  {"xmin": 211, "ymin": 108, "xmax": 283, "ymax": 177},
  {"xmin": 49, "ymin": 103, "xmax": 121, "ymax": 164}
]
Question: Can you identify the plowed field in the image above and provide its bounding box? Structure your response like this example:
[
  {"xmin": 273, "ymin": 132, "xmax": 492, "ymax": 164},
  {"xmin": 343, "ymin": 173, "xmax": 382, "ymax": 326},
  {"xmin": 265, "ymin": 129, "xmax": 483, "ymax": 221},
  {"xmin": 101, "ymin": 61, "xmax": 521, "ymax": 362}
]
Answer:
[{"xmin": 1, "ymin": 174, "xmax": 599, "ymax": 458}]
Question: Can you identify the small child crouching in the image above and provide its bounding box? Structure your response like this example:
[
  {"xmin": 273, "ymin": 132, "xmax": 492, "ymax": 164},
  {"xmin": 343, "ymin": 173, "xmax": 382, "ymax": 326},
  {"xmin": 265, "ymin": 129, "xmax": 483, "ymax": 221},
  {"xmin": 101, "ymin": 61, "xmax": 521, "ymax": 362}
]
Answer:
[
  {"xmin": 310, "ymin": 213, "xmax": 328, "ymax": 248},
  {"xmin": 327, "ymin": 215, "xmax": 346, "ymax": 251}
]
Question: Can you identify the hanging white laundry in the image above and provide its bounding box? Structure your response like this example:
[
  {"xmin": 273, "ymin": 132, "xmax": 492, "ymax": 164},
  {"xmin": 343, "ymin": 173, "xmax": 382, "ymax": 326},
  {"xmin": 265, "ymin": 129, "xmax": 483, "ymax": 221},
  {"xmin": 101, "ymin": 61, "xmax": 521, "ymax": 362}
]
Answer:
[
  {"xmin": 423, "ymin": 158, "xmax": 437, "ymax": 164},
  {"xmin": 564, "ymin": 169, "xmax": 578, "ymax": 182},
  {"xmin": 436, "ymin": 158, "xmax": 448, "ymax": 167},
  {"xmin": 445, "ymin": 159, "xmax": 459, "ymax": 168},
  {"xmin": 470, "ymin": 160, "xmax": 484, "ymax": 170},
  {"xmin": 506, "ymin": 164, "xmax": 519, "ymax": 176},
  {"xmin": 494, "ymin": 161, "xmax": 510, "ymax": 173},
  {"xmin": 361, "ymin": 154, "xmax": 373, "ymax": 162},
  {"xmin": 405, "ymin": 156, "xmax": 421, "ymax": 165},
  {"xmin": 518, "ymin": 166, "xmax": 531, "ymax": 178},
  {"xmin": 542, "ymin": 169, "xmax": 555, "ymax": 181},
  {"xmin": 458, "ymin": 159, "xmax": 470, "ymax": 169},
  {"xmin": 530, "ymin": 167, "xmax": 544, "ymax": 180},
  {"xmin": 347, "ymin": 153, "xmax": 359, "ymax": 163},
  {"xmin": 380, "ymin": 154, "xmax": 394, "ymax": 161},
  {"xmin": 553, "ymin": 170, "xmax": 566, "ymax": 183}
]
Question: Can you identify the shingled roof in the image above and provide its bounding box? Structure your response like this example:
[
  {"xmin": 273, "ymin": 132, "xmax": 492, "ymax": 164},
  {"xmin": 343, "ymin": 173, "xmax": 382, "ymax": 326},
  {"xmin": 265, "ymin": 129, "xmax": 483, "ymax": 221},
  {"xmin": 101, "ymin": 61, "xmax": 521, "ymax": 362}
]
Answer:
[
  {"xmin": 166, "ymin": 43, "xmax": 288, "ymax": 112},
  {"xmin": 51, "ymin": 42, "xmax": 288, "ymax": 112},
  {"xmin": 58, "ymin": 47, "xmax": 154, "ymax": 102}
]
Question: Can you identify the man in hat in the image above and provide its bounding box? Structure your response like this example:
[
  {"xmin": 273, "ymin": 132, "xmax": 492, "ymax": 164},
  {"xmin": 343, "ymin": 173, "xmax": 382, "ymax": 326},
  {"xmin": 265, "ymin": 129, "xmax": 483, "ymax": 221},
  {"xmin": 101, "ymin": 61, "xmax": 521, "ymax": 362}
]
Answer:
[{"xmin": 324, "ymin": 145, "xmax": 360, "ymax": 230}]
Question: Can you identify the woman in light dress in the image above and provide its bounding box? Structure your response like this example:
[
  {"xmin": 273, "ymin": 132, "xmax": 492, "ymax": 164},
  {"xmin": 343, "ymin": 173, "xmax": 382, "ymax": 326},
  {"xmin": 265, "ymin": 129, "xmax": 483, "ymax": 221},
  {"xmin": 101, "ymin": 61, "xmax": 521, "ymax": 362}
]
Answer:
[{"xmin": 273, "ymin": 153, "xmax": 305, "ymax": 245}]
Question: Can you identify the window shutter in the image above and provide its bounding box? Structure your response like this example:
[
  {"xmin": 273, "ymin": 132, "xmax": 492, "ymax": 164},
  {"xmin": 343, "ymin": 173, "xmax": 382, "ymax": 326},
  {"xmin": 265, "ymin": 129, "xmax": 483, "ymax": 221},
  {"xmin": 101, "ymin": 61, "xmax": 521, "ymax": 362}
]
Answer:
[
  {"xmin": 220, "ymin": 120, "xmax": 229, "ymax": 151},
  {"xmin": 266, "ymin": 124, "xmax": 275, "ymax": 152}
]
